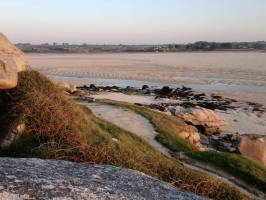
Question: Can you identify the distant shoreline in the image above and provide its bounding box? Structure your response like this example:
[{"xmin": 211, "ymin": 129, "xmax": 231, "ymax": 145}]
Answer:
[
  {"xmin": 24, "ymin": 49, "xmax": 266, "ymax": 54},
  {"xmin": 17, "ymin": 41, "xmax": 266, "ymax": 54}
]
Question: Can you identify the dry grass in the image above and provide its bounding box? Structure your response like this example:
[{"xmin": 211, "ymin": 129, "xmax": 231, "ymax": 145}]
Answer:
[{"xmin": 0, "ymin": 71, "xmax": 249, "ymax": 200}]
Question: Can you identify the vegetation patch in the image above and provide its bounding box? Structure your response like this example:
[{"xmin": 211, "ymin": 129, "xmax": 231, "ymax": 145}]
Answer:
[
  {"xmin": 100, "ymin": 99, "xmax": 266, "ymax": 193},
  {"xmin": 0, "ymin": 71, "xmax": 249, "ymax": 200},
  {"xmin": 98, "ymin": 99, "xmax": 196, "ymax": 152},
  {"xmin": 187, "ymin": 151, "xmax": 266, "ymax": 192}
]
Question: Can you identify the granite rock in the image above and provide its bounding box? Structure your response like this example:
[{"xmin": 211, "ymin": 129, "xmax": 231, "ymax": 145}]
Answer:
[
  {"xmin": 0, "ymin": 158, "xmax": 207, "ymax": 200},
  {"xmin": 0, "ymin": 33, "xmax": 28, "ymax": 89}
]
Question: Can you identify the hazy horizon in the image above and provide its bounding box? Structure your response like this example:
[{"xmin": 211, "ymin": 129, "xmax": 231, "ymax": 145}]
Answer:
[
  {"xmin": 15, "ymin": 40, "xmax": 266, "ymax": 46},
  {"xmin": 1, "ymin": 0, "xmax": 266, "ymax": 44}
]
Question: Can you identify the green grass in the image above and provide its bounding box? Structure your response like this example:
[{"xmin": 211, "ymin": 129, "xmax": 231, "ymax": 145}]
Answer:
[
  {"xmin": 98, "ymin": 99, "xmax": 196, "ymax": 152},
  {"xmin": 0, "ymin": 71, "xmax": 250, "ymax": 200},
  {"xmin": 187, "ymin": 151, "xmax": 266, "ymax": 192},
  {"xmin": 100, "ymin": 99, "xmax": 266, "ymax": 193}
]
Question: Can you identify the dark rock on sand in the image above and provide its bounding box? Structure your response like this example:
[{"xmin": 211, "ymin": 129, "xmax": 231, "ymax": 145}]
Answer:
[
  {"xmin": 209, "ymin": 133, "xmax": 241, "ymax": 153},
  {"xmin": 77, "ymin": 84, "xmax": 265, "ymax": 114},
  {"xmin": 142, "ymin": 85, "xmax": 149, "ymax": 90},
  {"xmin": 0, "ymin": 158, "xmax": 206, "ymax": 200}
]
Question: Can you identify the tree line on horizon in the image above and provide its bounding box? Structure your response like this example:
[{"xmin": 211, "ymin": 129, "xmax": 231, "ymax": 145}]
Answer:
[{"xmin": 16, "ymin": 41, "xmax": 266, "ymax": 53}]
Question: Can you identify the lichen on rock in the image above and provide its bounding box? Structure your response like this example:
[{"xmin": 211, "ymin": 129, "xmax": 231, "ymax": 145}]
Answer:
[{"xmin": 0, "ymin": 158, "xmax": 206, "ymax": 200}]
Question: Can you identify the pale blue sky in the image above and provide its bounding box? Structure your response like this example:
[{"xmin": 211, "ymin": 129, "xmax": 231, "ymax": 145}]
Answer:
[{"xmin": 0, "ymin": 0, "xmax": 265, "ymax": 44}]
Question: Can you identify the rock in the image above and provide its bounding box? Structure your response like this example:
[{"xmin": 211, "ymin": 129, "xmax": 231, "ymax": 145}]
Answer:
[
  {"xmin": 200, "ymin": 134, "xmax": 209, "ymax": 146},
  {"xmin": 149, "ymin": 103, "xmax": 169, "ymax": 112},
  {"xmin": 142, "ymin": 85, "xmax": 149, "ymax": 90},
  {"xmin": 0, "ymin": 123, "xmax": 26, "ymax": 148},
  {"xmin": 238, "ymin": 134, "xmax": 266, "ymax": 166},
  {"xmin": 171, "ymin": 106, "xmax": 225, "ymax": 136},
  {"xmin": 86, "ymin": 96, "xmax": 96, "ymax": 103},
  {"xmin": 57, "ymin": 82, "xmax": 77, "ymax": 94},
  {"xmin": 178, "ymin": 126, "xmax": 204, "ymax": 151},
  {"xmin": 0, "ymin": 33, "xmax": 28, "ymax": 89},
  {"xmin": 209, "ymin": 133, "xmax": 240, "ymax": 153},
  {"xmin": 154, "ymin": 86, "xmax": 174, "ymax": 96},
  {"xmin": 174, "ymin": 152, "xmax": 187, "ymax": 161},
  {"xmin": 0, "ymin": 158, "xmax": 206, "ymax": 200}
]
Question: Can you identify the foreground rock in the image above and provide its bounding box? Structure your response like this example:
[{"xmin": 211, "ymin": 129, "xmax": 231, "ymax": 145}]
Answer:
[
  {"xmin": 0, "ymin": 158, "xmax": 206, "ymax": 200},
  {"xmin": 170, "ymin": 106, "xmax": 225, "ymax": 136},
  {"xmin": 238, "ymin": 134, "xmax": 266, "ymax": 166},
  {"xmin": 0, "ymin": 33, "xmax": 28, "ymax": 89}
]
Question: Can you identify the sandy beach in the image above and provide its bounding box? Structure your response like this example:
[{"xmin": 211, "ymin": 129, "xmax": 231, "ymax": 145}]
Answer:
[
  {"xmin": 28, "ymin": 52, "xmax": 266, "ymax": 135},
  {"xmin": 28, "ymin": 52, "xmax": 266, "ymax": 105}
]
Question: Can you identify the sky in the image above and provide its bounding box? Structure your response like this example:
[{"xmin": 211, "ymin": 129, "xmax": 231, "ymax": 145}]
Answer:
[{"xmin": 0, "ymin": 0, "xmax": 265, "ymax": 44}]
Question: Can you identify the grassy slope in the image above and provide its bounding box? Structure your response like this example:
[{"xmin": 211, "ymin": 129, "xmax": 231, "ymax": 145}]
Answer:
[
  {"xmin": 99, "ymin": 99, "xmax": 196, "ymax": 152},
  {"xmin": 100, "ymin": 100, "xmax": 266, "ymax": 192},
  {"xmin": 0, "ymin": 71, "xmax": 248, "ymax": 200},
  {"xmin": 187, "ymin": 151, "xmax": 266, "ymax": 192}
]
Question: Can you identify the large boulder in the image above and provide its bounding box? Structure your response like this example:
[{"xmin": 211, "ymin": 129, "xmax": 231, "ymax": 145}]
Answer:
[
  {"xmin": 0, "ymin": 33, "xmax": 28, "ymax": 89},
  {"xmin": 0, "ymin": 158, "xmax": 206, "ymax": 200},
  {"xmin": 238, "ymin": 134, "xmax": 266, "ymax": 166},
  {"xmin": 177, "ymin": 126, "xmax": 203, "ymax": 151},
  {"xmin": 170, "ymin": 106, "xmax": 225, "ymax": 136}
]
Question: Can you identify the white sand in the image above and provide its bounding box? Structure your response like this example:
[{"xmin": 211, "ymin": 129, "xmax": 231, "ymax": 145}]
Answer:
[
  {"xmin": 92, "ymin": 93, "xmax": 155, "ymax": 104},
  {"xmin": 91, "ymin": 92, "xmax": 180, "ymax": 105},
  {"xmin": 219, "ymin": 110, "xmax": 266, "ymax": 135}
]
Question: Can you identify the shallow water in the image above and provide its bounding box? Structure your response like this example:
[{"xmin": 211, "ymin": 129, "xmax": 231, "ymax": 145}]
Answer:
[{"xmin": 28, "ymin": 52, "xmax": 266, "ymax": 105}]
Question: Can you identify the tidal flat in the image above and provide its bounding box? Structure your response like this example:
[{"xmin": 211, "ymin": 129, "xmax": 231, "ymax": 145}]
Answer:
[{"xmin": 28, "ymin": 52, "xmax": 266, "ymax": 136}]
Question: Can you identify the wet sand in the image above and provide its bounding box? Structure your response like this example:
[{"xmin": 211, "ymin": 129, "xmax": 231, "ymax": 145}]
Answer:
[
  {"xmin": 28, "ymin": 52, "xmax": 266, "ymax": 106},
  {"xmin": 28, "ymin": 52, "xmax": 266, "ymax": 135}
]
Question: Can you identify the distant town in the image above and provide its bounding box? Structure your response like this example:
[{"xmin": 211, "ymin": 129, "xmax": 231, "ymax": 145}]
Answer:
[{"xmin": 16, "ymin": 41, "xmax": 266, "ymax": 53}]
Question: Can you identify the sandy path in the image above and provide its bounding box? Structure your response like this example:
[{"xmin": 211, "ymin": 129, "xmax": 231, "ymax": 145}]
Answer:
[{"xmin": 86, "ymin": 103, "xmax": 170, "ymax": 156}]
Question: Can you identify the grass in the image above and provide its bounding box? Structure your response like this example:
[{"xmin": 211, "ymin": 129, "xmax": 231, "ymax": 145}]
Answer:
[
  {"xmin": 98, "ymin": 99, "xmax": 197, "ymax": 152},
  {"xmin": 100, "ymin": 100, "xmax": 266, "ymax": 193},
  {"xmin": 0, "ymin": 70, "xmax": 250, "ymax": 200},
  {"xmin": 187, "ymin": 151, "xmax": 266, "ymax": 192}
]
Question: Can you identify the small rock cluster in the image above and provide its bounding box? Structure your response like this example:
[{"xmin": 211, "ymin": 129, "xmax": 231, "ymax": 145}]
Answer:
[
  {"xmin": 209, "ymin": 133, "xmax": 241, "ymax": 153},
  {"xmin": 170, "ymin": 106, "xmax": 225, "ymax": 136},
  {"xmin": 78, "ymin": 84, "xmax": 266, "ymax": 113}
]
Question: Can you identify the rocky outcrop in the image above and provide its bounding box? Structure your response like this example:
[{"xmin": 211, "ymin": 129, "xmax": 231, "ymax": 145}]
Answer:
[
  {"xmin": 170, "ymin": 106, "xmax": 225, "ymax": 136},
  {"xmin": 0, "ymin": 158, "xmax": 206, "ymax": 200},
  {"xmin": 177, "ymin": 126, "xmax": 203, "ymax": 151},
  {"xmin": 238, "ymin": 134, "xmax": 266, "ymax": 166},
  {"xmin": 0, "ymin": 33, "xmax": 28, "ymax": 89}
]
